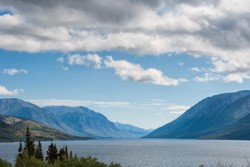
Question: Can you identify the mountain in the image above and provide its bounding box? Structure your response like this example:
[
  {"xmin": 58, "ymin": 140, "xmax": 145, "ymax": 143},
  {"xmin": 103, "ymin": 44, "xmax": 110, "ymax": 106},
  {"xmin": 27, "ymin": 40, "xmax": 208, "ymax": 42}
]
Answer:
[
  {"xmin": 114, "ymin": 122, "xmax": 153, "ymax": 138},
  {"xmin": 0, "ymin": 98, "xmax": 114, "ymax": 137},
  {"xmin": 0, "ymin": 98, "xmax": 153, "ymax": 138},
  {"xmin": 45, "ymin": 106, "xmax": 150, "ymax": 138},
  {"xmin": 0, "ymin": 115, "xmax": 87, "ymax": 142},
  {"xmin": 201, "ymin": 95, "xmax": 250, "ymax": 139},
  {"xmin": 146, "ymin": 90, "xmax": 250, "ymax": 139},
  {"xmin": 0, "ymin": 98, "xmax": 70, "ymax": 132},
  {"xmin": 45, "ymin": 106, "xmax": 124, "ymax": 138},
  {"xmin": 45, "ymin": 106, "xmax": 152, "ymax": 138}
]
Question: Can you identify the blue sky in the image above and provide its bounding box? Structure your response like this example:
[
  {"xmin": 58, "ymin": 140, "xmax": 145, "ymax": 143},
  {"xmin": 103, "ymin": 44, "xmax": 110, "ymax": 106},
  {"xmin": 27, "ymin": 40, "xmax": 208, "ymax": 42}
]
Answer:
[{"xmin": 0, "ymin": 0, "xmax": 250, "ymax": 129}]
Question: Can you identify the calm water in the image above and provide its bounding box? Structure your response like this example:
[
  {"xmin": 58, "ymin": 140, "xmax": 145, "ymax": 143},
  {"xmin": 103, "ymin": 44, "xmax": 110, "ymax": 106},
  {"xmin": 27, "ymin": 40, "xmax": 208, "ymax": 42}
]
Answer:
[{"xmin": 1, "ymin": 139, "xmax": 250, "ymax": 167}]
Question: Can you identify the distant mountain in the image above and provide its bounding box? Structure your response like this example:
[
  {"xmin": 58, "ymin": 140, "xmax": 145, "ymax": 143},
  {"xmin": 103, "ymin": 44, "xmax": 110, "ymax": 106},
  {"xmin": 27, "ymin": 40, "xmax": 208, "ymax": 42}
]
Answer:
[
  {"xmin": 45, "ymin": 106, "xmax": 123, "ymax": 138},
  {"xmin": 0, "ymin": 115, "xmax": 87, "ymax": 142},
  {"xmin": 45, "ymin": 106, "xmax": 149, "ymax": 138},
  {"xmin": 146, "ymin": 90, "xmax": 250, "ymax": 139},
  {"xmin": 0, "ymin": 98, "xmax": 79, "ymax": 136},
  {"xmin": 114, "ymin": 122, "xmax": 153, "ymax": 138},
  {"xmin": 0, "ymin": 98, "xmax": 155, "ymax": 139}
]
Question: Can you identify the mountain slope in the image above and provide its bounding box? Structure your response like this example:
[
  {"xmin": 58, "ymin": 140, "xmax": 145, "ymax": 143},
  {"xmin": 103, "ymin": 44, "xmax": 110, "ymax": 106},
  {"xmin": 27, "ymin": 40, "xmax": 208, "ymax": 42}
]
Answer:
[
  {"xmin": 0, "ymin": 98, "xmax": 90, "ymax": 136},
  {"xmin": 201, "ymin": 95, "xmax": 250, "ymax": 139},
  {"xmin": 146, "ymin": 90, "xmax": 250, "ymax": 139},
  {"xmin": 0, "ymin": 98, "xmax": 65, "ymax": 131},
  {"xmin": 45, "ymin": 106, "xmax": 125, "ymax": 138},
  {"xmin": 114, "ymin": 122, "xmax": 153, "ymax": 138},
  {"xmin": 45, "ymin": 106, "xmax": 151, "ymax": 138},
  {"xmin": 0, "ymin": 115, "xmax": 87, "ymax": 142}
]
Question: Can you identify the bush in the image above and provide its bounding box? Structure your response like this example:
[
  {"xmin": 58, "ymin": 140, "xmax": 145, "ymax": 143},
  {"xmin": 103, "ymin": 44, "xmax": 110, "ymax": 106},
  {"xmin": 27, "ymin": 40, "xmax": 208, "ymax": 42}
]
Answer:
[
  {"xmin": 15, "ymin": 153, "xmax": 47, "ymax": 167},
  {"xmin": 15, "ymin": 152, "xmax": 121, "ymax": 167},
  {"xmin": 53, "ymin": 156, "xmax": 121, "ymax": 167},
  {"xmin": 0, "ymin": 158, "xmax": 12, "ymax": 167}
]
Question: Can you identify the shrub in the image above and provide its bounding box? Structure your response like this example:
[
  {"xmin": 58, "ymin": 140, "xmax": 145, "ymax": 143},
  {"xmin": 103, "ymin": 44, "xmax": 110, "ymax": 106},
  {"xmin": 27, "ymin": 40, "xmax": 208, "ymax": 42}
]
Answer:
[
  {"xmin": 51, "ymin": 156, "xmax": 121, "ymax": 167},
  {"xmin": 0, "ymin": 158, "xmax": 12, "ymax": 167}
]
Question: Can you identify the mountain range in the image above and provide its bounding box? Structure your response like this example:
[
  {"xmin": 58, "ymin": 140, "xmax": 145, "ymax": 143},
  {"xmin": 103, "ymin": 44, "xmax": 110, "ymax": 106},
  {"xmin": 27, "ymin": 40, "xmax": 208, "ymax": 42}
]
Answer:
[
  {"xmin": 146, "ymin": 90, "xmax": 250, "ymax": 140},
  {"xmin": 2, "ymin": 90, "xmax": 250, "ymax": 141},
  {"xmin": 45, "ymin": 106, "xmax": 134, "ymax": 138},
  {"xmin": 0, "ymin": 98, "xmax": 151, "ymax": 140}
]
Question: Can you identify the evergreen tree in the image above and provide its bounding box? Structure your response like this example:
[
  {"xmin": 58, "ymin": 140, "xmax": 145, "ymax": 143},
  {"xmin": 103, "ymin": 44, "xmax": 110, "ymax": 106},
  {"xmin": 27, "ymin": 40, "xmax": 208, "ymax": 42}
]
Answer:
[
  {"xmin": 35, "ymin": 141, "xmax": 44, "ymax": 161},
  {"xmin": 46, "ymin": 143, "xmax": 58, "ymax": 164},
  {"xmin": 17, "ymin": 140, "xmax": 23, "ymax": 159},
  {"xmin": 24, "ymin": 126, "xmax": 35, "ymax": 158},
  {"xmin": 18, "ymin": 140, "xmax": 22, "ymax": 153},
  {"xmin": 65, "ymin": 145, "xmax": 68, "ymax": 159},
  {"xmin": 58, "ymin": 148, "xmax": 66, "ymax": 161},
  {"xmin": 70, "ymin": 150, "xmax": 73, "ymax": 159},
  {"xmin": 54, "ymin": 144, "xmax": 58, "ymax": 160}
]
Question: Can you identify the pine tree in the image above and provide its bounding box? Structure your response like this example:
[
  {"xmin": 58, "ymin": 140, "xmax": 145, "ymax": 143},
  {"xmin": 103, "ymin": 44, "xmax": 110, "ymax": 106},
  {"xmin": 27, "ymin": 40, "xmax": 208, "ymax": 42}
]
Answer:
[
  {"xmin": 53, "ymin": 144, "xmax": 58, "ymax": 160},
  {"xmin": 24, "ymin": 126, "xmax": 35, "ymax": 158},
  {"xmin": 17, "ymin": 140, "xmax": 23, "ymax": 159},
  {"xmin": 65, "ymin": 145, "xmax": 68, "ymax": 159},
  {"xmin": 70, "ymin": 150, "xmax": 73, "ymax": 159},
  {"xmin": 35, "ymin": 141, "xmax": 44, "ymax": 160},
  {"xmin": 46, "ymin": 143, "xmax": 58, "ymax": 164},
  {"xmin": 58, "ymin": 148, "xmax": 66, "ymax": 161}
]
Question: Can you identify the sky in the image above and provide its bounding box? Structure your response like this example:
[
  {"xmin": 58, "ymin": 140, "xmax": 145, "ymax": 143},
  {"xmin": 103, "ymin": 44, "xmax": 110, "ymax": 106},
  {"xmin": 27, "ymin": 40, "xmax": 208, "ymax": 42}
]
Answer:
[{"xmin": 0, "ymin": 0, "xmax": 250, "ymax": 129}]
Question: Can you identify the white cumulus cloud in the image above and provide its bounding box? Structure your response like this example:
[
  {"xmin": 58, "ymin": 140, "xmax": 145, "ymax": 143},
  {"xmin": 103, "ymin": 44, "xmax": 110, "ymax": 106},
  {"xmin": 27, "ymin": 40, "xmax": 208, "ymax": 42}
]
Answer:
[
  {"xmin": 224, "ymin": 73, "xmax": 250, "ymax": 83},
  {"xmin": 104, "ymin": 56, "xmax": 186, "ymax": 86},
  {"xmin": 67, "ymin": 54, "xmax": 102, "ymax": 69},
  {"xmin": 0, "ymin": 85, "xmax": 22, "ymax": 95}
]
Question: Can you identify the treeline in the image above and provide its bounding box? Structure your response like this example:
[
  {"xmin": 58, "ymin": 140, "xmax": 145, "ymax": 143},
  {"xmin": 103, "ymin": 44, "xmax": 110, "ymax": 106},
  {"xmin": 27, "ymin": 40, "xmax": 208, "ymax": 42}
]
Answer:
[{"xmin": 4, "ymin": 126, "xmax": 121, "ymax": 167}]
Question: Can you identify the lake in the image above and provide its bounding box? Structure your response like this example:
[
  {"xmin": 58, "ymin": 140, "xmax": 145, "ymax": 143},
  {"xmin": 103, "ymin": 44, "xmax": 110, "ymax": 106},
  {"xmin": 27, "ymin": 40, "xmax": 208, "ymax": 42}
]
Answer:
[{"xmin": 1, "ymin": 139, "xmax": 250, "ymax": 167}]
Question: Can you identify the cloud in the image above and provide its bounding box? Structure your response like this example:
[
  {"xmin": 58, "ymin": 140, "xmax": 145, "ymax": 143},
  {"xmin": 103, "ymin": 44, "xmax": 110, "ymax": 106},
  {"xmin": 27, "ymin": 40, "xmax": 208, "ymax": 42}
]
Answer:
[
  {"xmin": 61, "ymin": 66, "xmax": 69, "ymax": 71},
  {"xmin": 2, "ymin": 68, "xmax": 28, "ymax": 75},
  {"xmin": 194, "ymin": 73, "xmax": 221, "ymax": 82},
  {"xmin": 1, "ymin": 0, "xmax": 250, "ymax": 82},
  {"xmin": 60, "ymin": 54, "xmax": 187, "ymax": 86},
  {"xmin": 67, "ymin": 54, "xmax": 102, "ymax": 69},
  {"xmin": 166, "ymin": 104, "xmax": 190, "ymax": 114},
  {"xmin": 0, "ymin": 85, "xmax": 22, "ymax": 95},
  {"xmin": 28, "ymin": 99, "xmax": 131, "ymax": 108},
  {"xmin": 167, "ymin": 104, "xmax": 190, "ymax": 111},
  {"xmin": 151, "ymin": 99, "xmax": 167, "ymax": 102},
  {"xmin": 56, "ymin": 57, "xmax": 64, "ymax": 63},
  {"xmin": 104, "ymin": 56, "xmax": 187, "ymax": 86},
  {"xmin": 29, "ymin": 99, "xmax": 91, "ymax": 107},
  {"xmin": 29, "ymin": 98, "xmax": 189, "ymax": 115},
  {"xmin": 190, "ymin": 67, "xmax": 201, "ymax": 73},
  {"xmin": 178, "ymin": 62, "xmax": 184, "ymax": 66},
  {"xmin": 169, "ymin": 111, "xmax": 186, "ymax": 115},
  {"xmin": 223, "ymin": 73, "xmax": 250, "ymax": 83},
  {"xmin": 147, "ymin": 101, "xmax": 190, "ymax": 114},
  {"xmin": 92, "ymin": 101, "xmax": 131, "ymax": 108}
]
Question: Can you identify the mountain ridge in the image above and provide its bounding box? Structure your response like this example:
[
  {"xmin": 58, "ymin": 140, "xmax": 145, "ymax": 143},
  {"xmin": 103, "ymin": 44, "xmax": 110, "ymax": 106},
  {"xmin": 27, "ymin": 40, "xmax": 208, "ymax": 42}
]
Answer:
[
  {"xmin": 45, "ymin": 106, "xmax": 151, "ymax": 138},
  {"xmin": 0, "ymin": 98, "xmax": 151, "ymax": 139},
  {"xmin": 146, "ymin": 90, "xmax": 250, "ymax": 139},
  {"xmin": 0, "ymin": 114, "xmax": 88, "ymax": 142}
]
